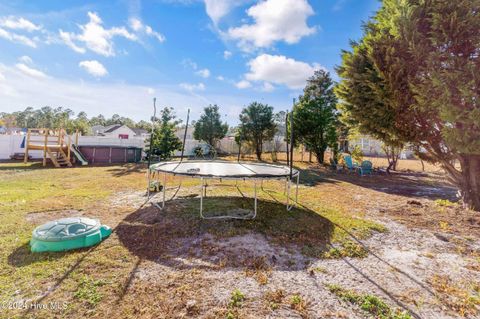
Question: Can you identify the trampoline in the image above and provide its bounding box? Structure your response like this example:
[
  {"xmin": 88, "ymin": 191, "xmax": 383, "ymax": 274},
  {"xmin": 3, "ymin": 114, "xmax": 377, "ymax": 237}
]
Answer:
[{"xmin": 149, "ymin": 160, "xmax": 300, "ymax": 219}]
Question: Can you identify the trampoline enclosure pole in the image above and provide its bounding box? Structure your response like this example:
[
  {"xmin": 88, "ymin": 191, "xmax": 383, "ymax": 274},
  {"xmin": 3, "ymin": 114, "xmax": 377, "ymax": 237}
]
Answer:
[
  {"xmin": 147, "ymin": 98, "xmax": 157, "ymax": 197},
  {"xmin": 285, "ymin": 111, "xmax": 289, "ymax": 166},
  {"xmin": 180, "ymin": 108, "xmax": 190, "ymax": 162},
  {"xmin": 289, "ymin": 99, "xmax": 295, "ymax": 179},
  {"xmin": 237, "ymin": 131, "xmax": 242, "ymax": 162}
]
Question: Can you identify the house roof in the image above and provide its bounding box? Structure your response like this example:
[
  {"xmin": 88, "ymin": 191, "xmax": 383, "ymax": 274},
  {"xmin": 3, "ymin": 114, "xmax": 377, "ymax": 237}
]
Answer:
[
  {"xmin": 104, "ymin": 124, "xmax": 123, "ymax": 133},
  {"xmin": 131, "ymin": 128, "xmax": 148, "ymax": 135}
]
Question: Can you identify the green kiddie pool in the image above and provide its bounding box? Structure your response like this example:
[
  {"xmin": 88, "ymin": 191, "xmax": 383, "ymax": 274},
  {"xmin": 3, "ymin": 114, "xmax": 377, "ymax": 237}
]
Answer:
[{"xmin": 30, "ymin": 217, "xmax": 112, "ymax": 253}]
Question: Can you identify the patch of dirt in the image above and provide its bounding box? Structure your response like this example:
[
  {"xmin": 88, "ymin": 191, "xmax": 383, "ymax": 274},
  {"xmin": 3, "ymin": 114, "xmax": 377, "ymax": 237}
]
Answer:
[{"xmin": 380, "ymin": 200, "xmax": 480, "ymax": 239}]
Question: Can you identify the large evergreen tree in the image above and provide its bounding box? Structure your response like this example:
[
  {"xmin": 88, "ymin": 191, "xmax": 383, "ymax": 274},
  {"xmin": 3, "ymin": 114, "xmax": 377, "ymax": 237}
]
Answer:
[
  {"xmin": 238, "ymin": 102, "xmax": 276, "ymax": 160},
  {"xmin": 337, "ymin": 0, "xmax": 480, "ymax": 210},
  {"xmin": 294, "ymin": 70, "xmax": 338, "ymax": 164},
  {"xmin": 335, "ymin": 40, "xmax": 405, "ymax": 171},
  {"xmin": 149, "ymin": 107, "xmax": 182, "ymax": 160},
  {"xmin": 193, "ymin": 105, "xmax": 228, "ymax": 147}
]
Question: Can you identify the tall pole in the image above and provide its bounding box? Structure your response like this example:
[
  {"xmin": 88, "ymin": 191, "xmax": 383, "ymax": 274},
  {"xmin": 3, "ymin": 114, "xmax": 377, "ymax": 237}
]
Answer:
[
  {"xmin": 147, "ymin": 98, "xmax": 157, "ymax": 197},
  {"xmin": 180, "ymin": 108, "xmax": 190, "ymax": 162},
  {"xmin": 237, "ymin": 133, "xmax": 242, "ymax": 162},
  {"xmin": 285, "ymin": 111, "xmax": 290, "ymax": 166},
  {"xmin": 289, "ymin": 99, "xmax": 295, "ymax": 179}
]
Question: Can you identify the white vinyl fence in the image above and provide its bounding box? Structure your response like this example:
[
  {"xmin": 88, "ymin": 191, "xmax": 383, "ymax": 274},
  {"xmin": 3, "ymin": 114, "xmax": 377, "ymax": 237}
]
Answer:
[{"xmin": 0, "ymin": 134, "xmax": 290, "ymax": 160}]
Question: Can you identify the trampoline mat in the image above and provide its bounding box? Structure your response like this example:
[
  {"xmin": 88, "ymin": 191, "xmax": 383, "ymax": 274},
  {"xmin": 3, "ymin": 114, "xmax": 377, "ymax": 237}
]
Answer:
[{"xmin": 151, "ymin": 160, "xmax": 298, "ymax": 178}]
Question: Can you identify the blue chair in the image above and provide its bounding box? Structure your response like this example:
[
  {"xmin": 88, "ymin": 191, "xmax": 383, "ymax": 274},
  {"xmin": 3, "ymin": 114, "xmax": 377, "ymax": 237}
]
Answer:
[
  {"xmin": 357, "ymin": 160, "xmax": 373, "ymax": 176},
  {"xmin": 343, "ymin": 154, "xmax": 358, "ymax": 172}
]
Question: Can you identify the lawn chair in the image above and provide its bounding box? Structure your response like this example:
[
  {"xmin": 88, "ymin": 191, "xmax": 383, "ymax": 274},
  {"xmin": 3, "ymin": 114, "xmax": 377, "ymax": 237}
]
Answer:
[
  {"xmin": 343, "ymin": 154, "xmax": 358, "ymax": 172},
  {"xmin": 357, "ymin": 160, "xmax": 373, "ymax": 176}
]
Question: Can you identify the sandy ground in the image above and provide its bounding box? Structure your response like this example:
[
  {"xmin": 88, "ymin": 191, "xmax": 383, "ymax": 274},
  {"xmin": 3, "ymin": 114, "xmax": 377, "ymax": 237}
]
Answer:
[{"xmin": 101, "ymin": 185, "xmax": 480, "ymax": 319}]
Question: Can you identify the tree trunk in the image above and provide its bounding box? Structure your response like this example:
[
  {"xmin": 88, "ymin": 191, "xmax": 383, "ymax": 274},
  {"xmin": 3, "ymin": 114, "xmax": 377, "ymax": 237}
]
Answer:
[
  {"xmin": 316, "ymin": 151, "xmax": 325, "ymax": 164},
  {"xmin": 256, "ymin": 141, "xmax": 262, "ymax": 160},
  {"xmin": 458, "ymin": 155, "xmax": 480, "ymax": 211}
]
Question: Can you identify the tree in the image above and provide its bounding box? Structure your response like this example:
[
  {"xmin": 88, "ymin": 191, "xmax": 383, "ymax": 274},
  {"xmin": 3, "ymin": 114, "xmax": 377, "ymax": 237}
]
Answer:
[
  {"xmin": 336, "ymin": 0, "xmax": 480, "ymax": 210},
  {"xmin": 293, "ymin": 70, "xmax": 338, "ymax": 164},
  {"xmin": 149, "ymin": 107, "xmax": 182, "ymax": 160},
  {"xmin": 238, "ymin": 102, "xmax": 276, "ymax": 160},
  {"xmin": 270, "ymin": 111, "xmax": 287, "ymax": 162},
  {"xmin": 335, "ymin": 38, "xmax": 405, "ymax": 172},
  {"xmin": 193, "ymin": 105, "xmax": 228, "ymax": 147}
]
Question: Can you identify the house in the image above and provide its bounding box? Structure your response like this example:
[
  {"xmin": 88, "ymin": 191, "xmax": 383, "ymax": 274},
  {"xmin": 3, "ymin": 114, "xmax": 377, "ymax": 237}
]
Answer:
[
  {"xmin": 91, "ymin": 124, "xmax": 147, "ymax": 139},
  {"xmin": 348, "ymin": 134, "xmax": 414, "ymax": 158},
  {"xmin": 175, "ymin": 127, "xmax": 195, "ymax": 140},
  {"xmin": 0, "ymin": 127, "xmax": 26, "ymax": 135}
]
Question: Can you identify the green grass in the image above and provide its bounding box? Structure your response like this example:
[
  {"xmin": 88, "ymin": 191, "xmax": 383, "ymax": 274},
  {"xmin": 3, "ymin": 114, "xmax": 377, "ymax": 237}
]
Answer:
[
  {"xmin": 326, "ymin": 284, "xmax": 412, "ymax": 319},
  {"xmin": 226, "ymin": 289, "xmax": 245, "ymax": 319},
  {"xmin": 73, "ymin": 276, "xmax": 106, "ymax": 307}
]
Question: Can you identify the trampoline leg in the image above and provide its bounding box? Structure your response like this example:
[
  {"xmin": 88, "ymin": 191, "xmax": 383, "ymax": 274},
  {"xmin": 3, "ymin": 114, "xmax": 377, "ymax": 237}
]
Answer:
[
  {"xmin": 161, "ymin": 172, "xmax": 166, "ymax": 209},
  {"xmin": 295, "ymin": 173, "xmax": 300, "ymax": 203},
  {"xmin": 253, "ymin": 180, "xmax": 257, "ymax": 218},
  {"xmin": 286, "ymin": 177, "xmax": 293, "ymax": 211},
  {"xmin": 200, "ymin": 177, "xmax": 205, "ymax": 218}
]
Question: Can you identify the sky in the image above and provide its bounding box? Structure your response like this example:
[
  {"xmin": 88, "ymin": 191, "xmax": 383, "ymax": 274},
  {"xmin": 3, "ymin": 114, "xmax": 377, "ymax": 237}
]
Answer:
[{"xmin": 0, "ymin": 0, "xmax": 380, "ymax": 124}]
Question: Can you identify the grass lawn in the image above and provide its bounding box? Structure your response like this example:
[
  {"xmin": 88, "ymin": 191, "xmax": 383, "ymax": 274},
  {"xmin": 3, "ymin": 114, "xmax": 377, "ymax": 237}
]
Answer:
[{"xmin": 0, "ymin": 160, "xmax": 478, "ymax": 318}]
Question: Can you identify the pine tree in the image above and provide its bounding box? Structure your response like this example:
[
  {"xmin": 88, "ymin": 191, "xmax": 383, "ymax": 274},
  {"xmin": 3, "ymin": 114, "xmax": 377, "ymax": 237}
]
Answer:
[
  {"xmin": 294, "ymin": 70, "xmax": 338, "ymax": 164},
  {"xmin": 193, "ymin": 105, "xmax": 228, "ymax": 148},
  {"xmin": 336, "ymin": 0, "xmax": 480, "ymax": 210},
  {"xmin": 238, "ymin": 102, "xmax": 276, "ymax": 160},
  {"xmin": 149, "ymin": 107, "xmax": 182, "ymax": 160}
]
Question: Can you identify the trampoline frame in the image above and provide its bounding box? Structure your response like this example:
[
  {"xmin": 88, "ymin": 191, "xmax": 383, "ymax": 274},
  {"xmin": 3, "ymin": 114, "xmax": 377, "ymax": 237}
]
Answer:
[{"xmin": 149, "ymin": 160, "xmax": 300, "ymax": 219}]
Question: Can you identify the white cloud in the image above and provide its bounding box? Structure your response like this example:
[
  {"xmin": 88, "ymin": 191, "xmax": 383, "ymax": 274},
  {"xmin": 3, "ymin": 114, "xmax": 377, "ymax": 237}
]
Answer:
[
  {"xmin": 0, "ymin": 16, "xmax": 42, "ymax": 32},
  {"xmin": 245, "ymin": 54, "xmax": 320, "ymax": 89},
  {"xmin": 180, "ymin": 82, "xmax": 205, "ymax": 92},
  {"xmin": 195, "ymin": 68, "xmax": 210, "ymax": 78},
  {"xmin": 261, "ymin": 82, "xmax": 275, "ymax": 92},
  {"xmin": 15, "ymin": 63, "xmax": 47, "ymax": 78},
  {"xmin": 145, "ymin": 25, "xmax": 165, "ymax": 42},
  {"xmin": 147, "ymin": 87, "xmax": 155, "ymax": 95},
  {"xmin": 223, "ymin": 50, "xmax": 232, "ymax": 59},
  {"xmin": 204, "ymin": 0, "xmax": 238, "ymax": 25},
  {"xmin": 18, "ymin": 55, "xmax": 33, "ymax": 64},
  {"xmin": 216, "ymin": 75, "xmax": 224, "ymax": 81},
  {"xmin": 59, "ymin": 30, "xmax": 86, "ymax": 53},
  {"xmin": 0, "ymin": 70, "xmax": 5, "ymax": 81},
  {"xmin": 183, "ymin": 59, "xmax": 211, "ymax": 78},
  {"xmin": 235, "ymin": 80, "xmax": 251, "ymax": 89},
  {"xmin": 60, "ymin": 12, "xmax": 137, "ymax": 56},
  {"xmin": 129, "ymin": 18, "xmax": 143, "ymax": 32},
  {"xmin": 182, "ymin": 58, "xmax": 198, "ymax": 70},
  {"xmin": 0, "ymin": 27, "xmax": 36, "ymax": 47},
  {"xmin": 79, "ymin": 60, "xmax": 108, "ymax": 77},
  {"xmin": 129, "ymin": 17, "xmax": 165, "ymax": 42},
  {"xmin": 228, "ymin": 0, "xmax": 316, "ymax": 50}
]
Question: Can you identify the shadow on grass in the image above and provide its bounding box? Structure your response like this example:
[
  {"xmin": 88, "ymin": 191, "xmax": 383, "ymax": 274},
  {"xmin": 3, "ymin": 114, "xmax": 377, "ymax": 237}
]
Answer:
[
  {"xmin": 7, "ymin": 242, "xmax": 88, "ymax": 267},
  {"xmin": 106, "ymin": 163, "xmax": 146, "ymax": 177},
  {"xmin": 296, "ymin": 165, "xmax": 457, "ymax": 201},
  {"xmin": 116, "ymin": 197, "xmax": 334, "ymax": 271},
  {"xmin": 0, "ymin": 160, "xmax": 45, "ymax": 170}
]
